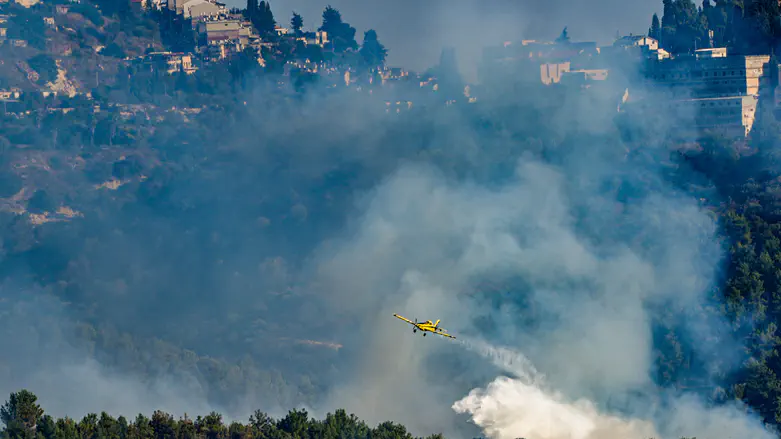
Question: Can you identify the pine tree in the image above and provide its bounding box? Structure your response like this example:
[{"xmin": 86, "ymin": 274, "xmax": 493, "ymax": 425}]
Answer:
[
  {"xmin": 359, "ymin": 29, "xmax": 388, "ymax": 67},
  {"xmin": 318, "ymin": 5, "xmax": 341, "ymax": 33},
  {"xmin": 555, "ymin": 26, "xmax": 570, "ymax": 43},
  {"xmin": 649, "ymin": 13, "xmax": 661, "ymax": 40},
  {"xmin": 245, "ymin": 0, "xmax": 258, "ymax": 20},
  {"xmin": 0, "ymin": 390, "xmax": 44, "ymax": 439},
  {"xmin": 253, "ymin": 0, "xmax": 276, "ymax": 35},
  {"xmin": 318, "ymin": 5, "xmax": 357, "ymax": 52},
  {"xmin": 291, "ymin": 12, "xmax": 303, "ymax": 35}
]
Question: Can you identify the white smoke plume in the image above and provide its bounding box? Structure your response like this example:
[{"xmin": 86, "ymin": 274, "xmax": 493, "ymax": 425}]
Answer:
[
  {"xmin": 453, "ymin": 358, "xmax": 776, "ymax": 439},
  {"xmin": 453, "ymin": 377, "xmax": 658, "ymax": 439},
  {"xmin": 457, "ymin": 337, "xmax": 542, "ymax": 384},
  {"xmin": 454, "ymin": 337, "xmax": 778, "ymax": 439},
  {"xmin": 454, "ymin": 339, "xmax": 658, "ymax": 439}
]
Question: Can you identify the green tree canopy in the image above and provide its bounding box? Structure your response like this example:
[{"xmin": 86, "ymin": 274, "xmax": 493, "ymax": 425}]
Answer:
[
  {"xmin": 291, "ymin": 11, "xmax": 303, "ymax": 34},
  {"xmin": 318, "ymin": 5, "xmax": 357, "ymax": 52},
  {"xmin": 649, "ymin": 13, "xmax": 661, "ymax": 39},
  {"xmin": 359, "ymin": 29, "xmax": 388, "ymax": 67},
  {"xmin": 248, "ymin": 0, "xmax": 276, "ymax": 35},
  {"xmin": 0, "ymin": 390, "xmax": 44, "ymax": 439}
]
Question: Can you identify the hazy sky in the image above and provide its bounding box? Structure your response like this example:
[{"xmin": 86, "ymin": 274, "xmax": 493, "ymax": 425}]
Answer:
[{"xmin": 223, "ymin": 0, "xmax": 660, "ymax": 78}]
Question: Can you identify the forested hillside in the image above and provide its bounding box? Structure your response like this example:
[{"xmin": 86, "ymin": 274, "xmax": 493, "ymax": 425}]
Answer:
[{"xmin": 3, "ymin": 0, "xmax": 781, "ymax": 438}]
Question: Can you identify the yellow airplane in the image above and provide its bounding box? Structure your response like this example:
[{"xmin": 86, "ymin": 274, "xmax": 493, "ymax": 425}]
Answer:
[{"xmin": 393, "ymin": 313, "xmax": 456, "ymax": 339}]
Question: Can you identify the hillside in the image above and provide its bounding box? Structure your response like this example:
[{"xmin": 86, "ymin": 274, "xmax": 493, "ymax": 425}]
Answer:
[
  {"xmin": 0, "ymin": 0, "xmax": 356, "ymax": 421},
  {"xmin": 0, "ymin": 1, "xmax": 164, "ymax": 95}
]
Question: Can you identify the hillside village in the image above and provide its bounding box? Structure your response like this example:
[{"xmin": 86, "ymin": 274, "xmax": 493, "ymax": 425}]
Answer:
[{"xmin": 0, "ymin": 0, "xmax": 779, "ymax": 143}]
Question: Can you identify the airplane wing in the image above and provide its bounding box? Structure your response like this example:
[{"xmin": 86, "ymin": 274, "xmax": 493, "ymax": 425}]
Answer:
[
  {"xmin": 433, "ymin": 330, "xmax": 456, "ymax": 339},
  {"xmin": 393, "ymin": 314, "xmax": 417, "ymax": 326}
]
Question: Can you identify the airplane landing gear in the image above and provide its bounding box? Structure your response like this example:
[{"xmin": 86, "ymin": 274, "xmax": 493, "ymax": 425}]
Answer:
[
  {"xmin": 423, "ymin": 333, "xmax": 426, "ymax": 336},
  {"xmin": 413, "ymin": 329, "xmax": 416, "ymax": 333}
]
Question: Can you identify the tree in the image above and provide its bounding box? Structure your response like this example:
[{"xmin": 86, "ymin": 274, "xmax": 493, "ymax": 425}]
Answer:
[
  {"xmin": 649, "ymin": 13, "xmax": 661, "ymax": 40},
  {"xmin": 150, "ymin": 411, "xmax": 177, "ymax": 439},
  {"xmin": 290, "ymin": 12, "xmax": 303, "ymax": 35},
  {"xmin": 228, "ymin": 47, "xmax": 262, "ymax": 89},
  {"xmin": 195, "ymin": 412, "xmax": 224, "ymax": 439},
  {"xmin": 37, "ymin": 416, "xmax": 55, "ymax": 439},
  {"xmin": 1, "ymin": 390, "xmax": 44, "ymax": 438},
  {"xmin": 319, "ymin": 5, "xmax": 341, "ymax": 32},
  {"xmin": 260, "ymin": 1, "xmax": 276, "ymax": 33},
  {"xmin": 359, "ymin": 29, "xmax": 388, "ymax": 67},
  {"xmin": 318, "ymin": 5, "xmax": 357, "ymax": 52},
  {"xmin": 658, "ymin": 0, "xmax": 705, "ymax": 52},
  {"xmin": 277, "ymin": 409, "xmax": 308, "ymax": 437},
  {"xmin": 370, "ymin": 421, "xmax": 413, "ymax": 439},
  {"xmin": 245, "ymin": 0, "xmax": 258, "ymax": 21},
  {"xmin": 555, "ymin": 26, "xmax": 569, "ymax": 43},
  {"xmin": 248, "ymin": 411, "xmax": 274, "ymax": 437},
  {"xmin": 97, "ymin": 412, "xmax": 120, "ymax": 439},
  {"xmin": 246, "ymin": 0, "xmax": 258, "ymax": 16},
  {"xmin": 249, "ymin": 0, "xmax": 275, "ymax": 35}
]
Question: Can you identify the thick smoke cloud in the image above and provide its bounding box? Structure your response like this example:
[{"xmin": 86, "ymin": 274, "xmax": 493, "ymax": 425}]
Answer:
[
  {"xmin": 0, "ymin": 76, "xmax": 773, "ymax": 439},
  {"xmin": 297, "ymin": 90, "xmax": 772, "ymax": 438},
  {"xmin": 306, "ymin": 148, "xmax": 762, "ymax": 437}
]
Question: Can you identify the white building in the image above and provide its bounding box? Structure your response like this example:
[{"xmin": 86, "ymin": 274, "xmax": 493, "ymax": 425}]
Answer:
[{"xmin": 182, "ymin": 0, "xmax": 224, "ymax": 18}]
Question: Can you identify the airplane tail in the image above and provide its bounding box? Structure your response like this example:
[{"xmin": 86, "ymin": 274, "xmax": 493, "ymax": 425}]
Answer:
[{"xmin": 434, "ymin": 319, "xmax": 440, "ymax": 328}]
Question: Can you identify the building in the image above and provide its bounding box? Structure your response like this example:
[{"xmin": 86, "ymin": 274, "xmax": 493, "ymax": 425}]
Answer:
[
  {"xmin": 601, "ymin": 35, "xmax": 669, "ymax": 63},
  {"xmin": 13, "ymin": 0, "xmax": 39, "ymax": 7},
  {"xmin": 0, "ymin": 89, "xmax": 21, "ymax": 100},
  {"xmin": 197, "ymin": 18, "xmax": 247, "ymax": 45},
  {"xmin": 380, "ymin": 67, "xmax": 408, "ymax": 81},
  {"xmin": 297, "ymin": 31, "xmax": 328, "ymax": 47},
  {"xmin": 134, "ymin": 52, "xmax": 197, "ymax": 74},
  {"xmin": 632, "ymin": 47, "xmax": 770, "ymax": 140},
  {"xmin": 0, "ymin": 15, "xmax": 7, "ymax": 41},
  {"xmin": 633, "ymin": 95, "xmax": 758, "ymax": 139},
  {"xmin": 145, "ymin": 0, "xmax": 164, "ymax": 9},
  {"xmin": 167, "ymin": 0, "xmax": 184, "ymax": 14},
  {"xmin": 614, "ymin": 34, "xmax": 658, "ymax": 51},
  {"xmin": 194, "ymin": 15, "xmax": 257, "ymax": 60},
  {"xmin": 479, "ymin": 39, "xmax": 600, "ymax": 86},
  {"xmin": 644, "ymin": 48, "xmax": 770, "ymax": 99},
  {"xmin": 534, "ymin": 62, "xmax": 569, "ymax": 84},
  {"xmin": 560, "ymin": 68, "xmax": 609, "ymax": 88},
  {"xmin": 182, "ymin": 0, "xmax": 224, "ymax": 18}
]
